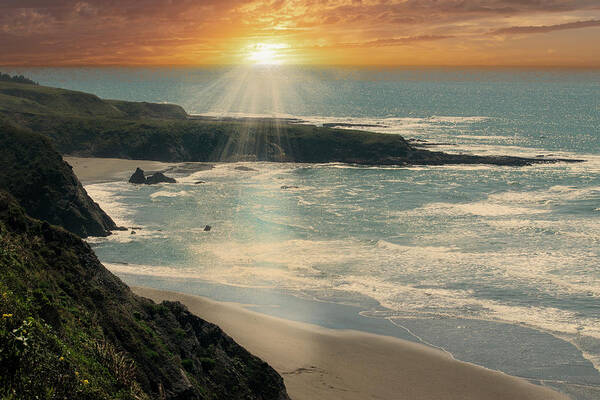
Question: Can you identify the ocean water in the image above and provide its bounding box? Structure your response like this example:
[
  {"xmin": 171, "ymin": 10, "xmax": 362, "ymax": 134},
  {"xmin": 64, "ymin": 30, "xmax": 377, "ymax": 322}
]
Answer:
[{"xmin": 10, "ymin": 66, "xmax": 600, "ymax": 398}]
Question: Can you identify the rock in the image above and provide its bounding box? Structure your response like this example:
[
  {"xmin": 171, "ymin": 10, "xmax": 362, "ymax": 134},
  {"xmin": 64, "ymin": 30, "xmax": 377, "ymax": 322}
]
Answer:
[
  {"xmin": 145, "ymin": 172, "xmax": 177, "ymax": 184},
  {"xmin": 203, "ymin": 225, "xmax": 211, "ymax": 231},
  {"xmin": 129, "ymin": 167, "xmax": 146, "ymax": 184},
  {"xmin": 281, "ymin": 185, "xmax": 299, "ymax": 190},
  {"xmin": 234, "ymin": 166, "xmax": 257, "ymax": 172},
  {"xmin": 129, "ymin": 168, "xmax": 176, "ymax": 184},
  {"xmin": 131, "ymin": 230, "xmax": 136, "ymax": 234},
  {"xmin": 194, "ymin": 180, "xmax": 206, "ymax": 184}
]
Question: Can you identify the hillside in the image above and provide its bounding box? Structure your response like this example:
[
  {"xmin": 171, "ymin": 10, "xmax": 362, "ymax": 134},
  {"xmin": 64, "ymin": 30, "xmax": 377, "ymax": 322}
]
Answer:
[
  {"xmin": 0, "ymin": 191, "xmax": 289, "ymax": 400},
  {"xmin": 0, "ymin": 81, "xmax": 582, "ymax": 166},
  {"xmin": 0, "ymin": 120, "xmax": 118, "ymax": 238}
]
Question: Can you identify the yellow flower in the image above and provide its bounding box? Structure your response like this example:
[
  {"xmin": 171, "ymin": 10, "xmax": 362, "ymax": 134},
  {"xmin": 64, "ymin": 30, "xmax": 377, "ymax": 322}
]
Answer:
[
  {"xmin": 74, "ymin": 371, "xmax": 79, "ymax": 377},
  {"xmin": 2, "ymin": 292, "xmax": 7, "ymax": 299},
  {"xmin": 59, "ymin": 356, "xmax": 64, "ymax": 361},
  {"xmin": 2, "ymin": 314, "xmax": 12, "ymax": 318},
  {"xmin": 82, "ymin": 379, "xmax": 89, "ymax": 385}
]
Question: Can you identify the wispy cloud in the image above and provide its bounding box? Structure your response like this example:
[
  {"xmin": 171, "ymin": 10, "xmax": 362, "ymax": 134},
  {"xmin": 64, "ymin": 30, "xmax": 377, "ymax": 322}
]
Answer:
[{"xmin": 490, "ymin": 19, "xmax": 600, "ymax": 35}]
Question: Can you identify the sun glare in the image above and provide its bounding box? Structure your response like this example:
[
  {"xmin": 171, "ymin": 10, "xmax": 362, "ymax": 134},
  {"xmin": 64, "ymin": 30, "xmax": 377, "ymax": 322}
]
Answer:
[{"xmin": 246, "ymin": 43, "xmax": 288, "ymax": 65}]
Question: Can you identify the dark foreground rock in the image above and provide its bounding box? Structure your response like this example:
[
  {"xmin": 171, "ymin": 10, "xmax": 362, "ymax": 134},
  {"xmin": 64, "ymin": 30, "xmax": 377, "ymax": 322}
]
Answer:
[
  {"xmin": 0, "ymin": 121, "xmax": 119, "ymax": 237},
  {"xmin": 129, "ymin": 168, "xmax": 177, "ymax": 184},
  {"xmin": 0, "ymin": 192, "xmax": 290, "ymax": 400}
]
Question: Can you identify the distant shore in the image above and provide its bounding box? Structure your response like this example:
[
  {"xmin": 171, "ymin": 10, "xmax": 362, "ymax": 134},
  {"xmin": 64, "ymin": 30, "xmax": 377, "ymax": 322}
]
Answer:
[{"xmin": 133, "ymin": 286, "xmax": 567, "ymax": 400}]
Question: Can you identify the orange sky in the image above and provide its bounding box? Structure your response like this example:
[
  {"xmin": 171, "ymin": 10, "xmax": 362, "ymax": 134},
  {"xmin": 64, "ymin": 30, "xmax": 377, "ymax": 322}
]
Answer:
[{"xmin": 1, "ymin": 0, "xmax": 599, "ymax": 66}]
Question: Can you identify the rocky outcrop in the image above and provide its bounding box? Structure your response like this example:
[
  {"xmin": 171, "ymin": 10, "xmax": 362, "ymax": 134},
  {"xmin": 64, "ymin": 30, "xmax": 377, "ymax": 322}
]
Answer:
[
  {"xmin": 129, "ymin": 167, "xmax": 146, "ymax": 184},
  {"xmin": 0, "ymin": 192, "xmax": 290, "ymax": 400},
  {"xmin": 0, "ymin": 120, "xmax": 119, "ymax": 237},
  {"xmin": 129, "ymin": 168, "xmax": 177, "ymax": 184},
  {"xmin": 146, "ymin": 172, "xmax": 176, "ymax": 184}
]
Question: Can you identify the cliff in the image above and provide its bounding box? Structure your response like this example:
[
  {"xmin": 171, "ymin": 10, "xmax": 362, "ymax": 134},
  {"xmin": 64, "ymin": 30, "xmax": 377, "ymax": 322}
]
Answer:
[
  {"xmin": 0, "ymin": 191, "xmax": 289, "ymax": 399},
  {"xmin": 0, "ymin": 120, "xmax": 118, "ymax": 238}
]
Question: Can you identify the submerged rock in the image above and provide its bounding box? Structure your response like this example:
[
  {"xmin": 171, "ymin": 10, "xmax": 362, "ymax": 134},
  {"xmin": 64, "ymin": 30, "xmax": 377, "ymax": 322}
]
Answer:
[
  {"xmin": 234, "ymin": 166, "xmax": 257, "ymax": 172},
  {"xmin": 281, "ymin": 185, "xmax": 299, "ymax": 190},
  {"xmin": 129, "ymin": 167, "xmax": 146, "ymax": 184},
  {"xmin": 203, "ymin": 225, "xmax": 211, "ymax": 231},
  {"xmin": 194, "ymin": 180, "xmax": 206, "ymax": 184}
]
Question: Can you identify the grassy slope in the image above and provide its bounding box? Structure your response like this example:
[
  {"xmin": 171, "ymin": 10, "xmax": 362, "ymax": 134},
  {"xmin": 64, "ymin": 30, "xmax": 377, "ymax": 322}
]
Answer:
[{"xmin": 0, "ymin": 192, "xmax": 289, "ymax": 400}]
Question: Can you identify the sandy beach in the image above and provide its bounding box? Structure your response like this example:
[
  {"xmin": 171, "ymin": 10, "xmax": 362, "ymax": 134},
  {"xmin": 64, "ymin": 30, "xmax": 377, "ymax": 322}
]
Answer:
[
  {"xmin": 133, "ymin": 287, "xmax": 567, "ymax": 400},
  {"xmin": 68, "ymin": 156, "xmax": 568, "ymax": 400},
  {"xmin": 65, "ymin": 156, "xmax": 174, "ymax": 184}
]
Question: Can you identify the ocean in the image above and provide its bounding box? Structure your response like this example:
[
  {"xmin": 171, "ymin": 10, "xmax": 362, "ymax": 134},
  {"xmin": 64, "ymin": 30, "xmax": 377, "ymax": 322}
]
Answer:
[{"xmin": 9, "ymin": 66, "xmax": 600, "ymax": 398}]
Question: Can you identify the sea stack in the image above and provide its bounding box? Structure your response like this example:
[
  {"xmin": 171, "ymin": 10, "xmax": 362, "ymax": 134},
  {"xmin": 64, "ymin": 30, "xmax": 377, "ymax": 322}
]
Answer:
[
  {"xmin": 129, "ymin": 168, "xmax": 177, "ymax": 184},
  {"xmin": 129, "ymin": 167, "xmax": 146, "ymax": 183}
]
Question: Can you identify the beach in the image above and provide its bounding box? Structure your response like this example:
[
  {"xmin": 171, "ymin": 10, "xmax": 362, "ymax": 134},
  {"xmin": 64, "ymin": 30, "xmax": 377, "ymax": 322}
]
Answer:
[
  {"xmin": 67, "ymin": 156, "xmax": 572, "ymax": 400},
  {"xmin": 133, "ymin": 286, "xmax": 566, "ymax": 400},
  {"xmin": 65, "ymin": 156, "xmax": 173, "ymax": 184}
]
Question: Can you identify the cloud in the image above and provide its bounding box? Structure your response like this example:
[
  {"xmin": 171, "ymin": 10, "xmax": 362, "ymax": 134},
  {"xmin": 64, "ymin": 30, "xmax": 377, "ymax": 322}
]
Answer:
[
  {"xmin": 0, "ymin": 0, "xmax": 599, "ymax": 65},
  {"xmin": 490, "ymin": 19, "xmax": 600, "ymax": 35},
  {"xmin": 335, "ymin": 35, "xmax": 454, "ymax": 48}
]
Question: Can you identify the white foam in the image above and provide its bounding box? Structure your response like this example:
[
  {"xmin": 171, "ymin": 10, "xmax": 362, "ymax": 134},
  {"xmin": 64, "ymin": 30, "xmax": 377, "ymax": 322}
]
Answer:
[
  {"xmin": 85, "ymin": 182, "xmax": 135, "ymax": 226},
  {"xmin": 150, "ymin": 190, "xmax": 190, "ymax": 199}
]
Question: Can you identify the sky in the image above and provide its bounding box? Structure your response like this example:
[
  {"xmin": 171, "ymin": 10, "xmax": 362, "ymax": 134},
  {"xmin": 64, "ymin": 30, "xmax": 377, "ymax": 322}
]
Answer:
[{"xmin": 1, "ymin": 0, "xmax": 600, "ymax": 67}]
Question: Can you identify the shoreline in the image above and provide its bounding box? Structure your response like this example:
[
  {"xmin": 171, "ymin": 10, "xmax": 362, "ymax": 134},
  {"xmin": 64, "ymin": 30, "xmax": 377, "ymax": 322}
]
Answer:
[
  {"xmin": 69, "ymin": 156, "xmax": 580, "ymax": 399},
  {"xmin": 133, "ymin": 286, "xmax": 567, "ymax": 400},
  {"xmin": 65, "ymin": 156, "xmax": 175, "ymax": 184}
]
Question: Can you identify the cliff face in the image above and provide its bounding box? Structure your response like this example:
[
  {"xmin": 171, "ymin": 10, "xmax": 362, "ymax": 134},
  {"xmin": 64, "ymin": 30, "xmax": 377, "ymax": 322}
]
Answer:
[
  {"xmin": 0, "ymin": 121, "xmax": 118, "ymax": 237},
  {"xmin": 0, "ymin": 192, "xmax": 289, "ymax": 400}
]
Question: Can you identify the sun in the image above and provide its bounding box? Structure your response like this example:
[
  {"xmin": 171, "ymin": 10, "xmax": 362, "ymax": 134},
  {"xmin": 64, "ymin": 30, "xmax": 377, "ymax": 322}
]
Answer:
[{"xmin": 246, "ymin": 43, "xmax": 288, "ymax": 65}]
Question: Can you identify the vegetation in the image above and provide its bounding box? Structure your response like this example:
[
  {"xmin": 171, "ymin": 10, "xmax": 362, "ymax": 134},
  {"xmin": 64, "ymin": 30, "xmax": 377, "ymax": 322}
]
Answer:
[
  {"xmin": 0, "ymin": 192, "xmax": 289, "ymax": 399},
  {"xmin": 0, "ymin": 73, "xmax": 37, "ymax": 85}
]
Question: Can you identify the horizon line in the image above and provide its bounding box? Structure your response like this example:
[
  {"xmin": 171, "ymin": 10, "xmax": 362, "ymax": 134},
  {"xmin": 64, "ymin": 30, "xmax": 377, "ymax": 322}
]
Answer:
[{"xmin": 2, "ymin": 63, "xmax": 600, "ymax": 70}]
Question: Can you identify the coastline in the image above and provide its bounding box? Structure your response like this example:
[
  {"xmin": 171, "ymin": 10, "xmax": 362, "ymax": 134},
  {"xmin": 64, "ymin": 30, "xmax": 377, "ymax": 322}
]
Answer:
[
  {"xmin": 68, "ymin": 156, "xmax": 576, "ymax": 399},
  {"xmin": 133, "ymin": 286, "xmax": 567, "ymax": 400},
  {"xmin": 64, "ymin": 156, "xmax": 174, "ymax": 184}
]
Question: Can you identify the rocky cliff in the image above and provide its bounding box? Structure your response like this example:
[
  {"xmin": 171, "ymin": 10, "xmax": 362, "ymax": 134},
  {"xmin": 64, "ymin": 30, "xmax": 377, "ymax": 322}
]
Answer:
[
  {"xmin": 0, "ymin": 120, "xmax": 118, "ymax": 237},
  {"xmin": 0, "ymin": 191, "xmax": 289, "ymax": 400}
]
